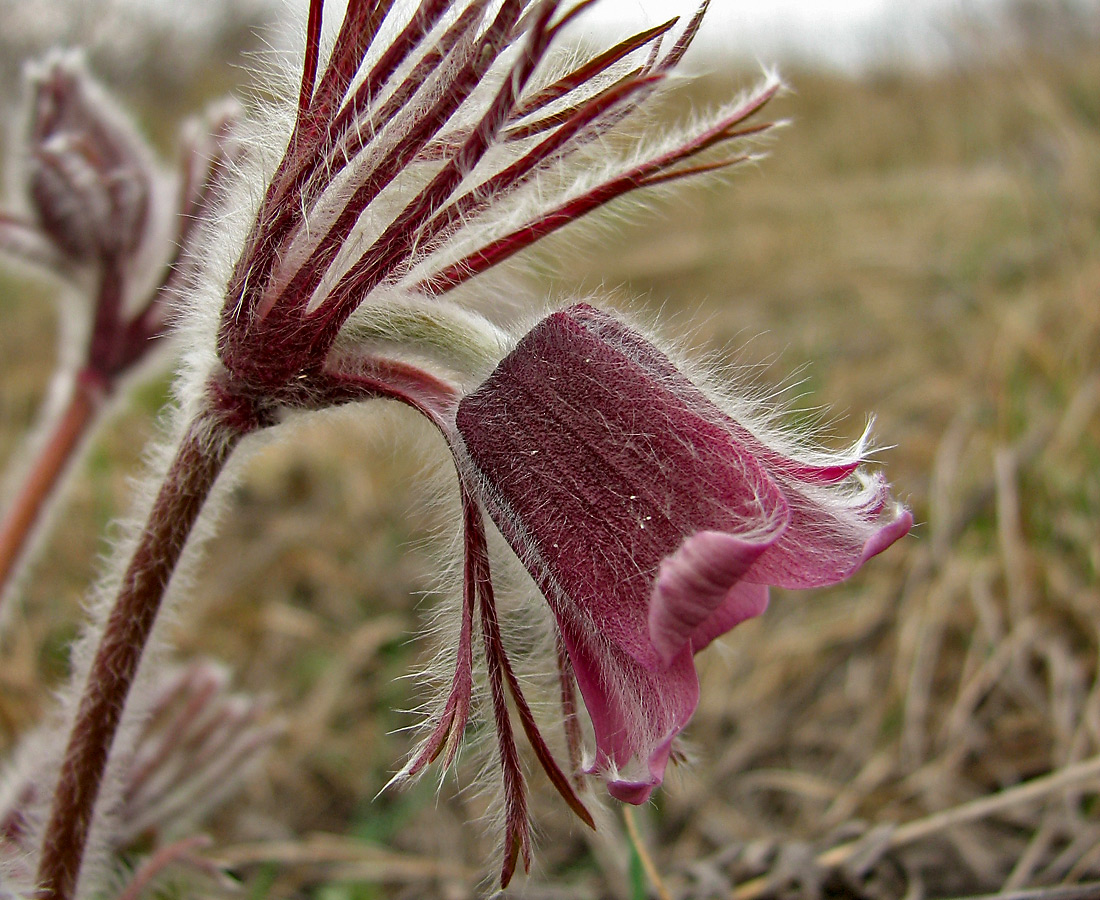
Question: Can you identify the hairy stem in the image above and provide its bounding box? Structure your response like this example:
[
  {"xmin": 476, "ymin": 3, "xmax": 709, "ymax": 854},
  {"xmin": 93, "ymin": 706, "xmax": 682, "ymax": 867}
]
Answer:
[
  {"xmin": 0, "ymin": 375, "xmax": 103, "ymax": 610},
  {"xmin": 35, "ymin": 407, "xmax": 248, "ymax": 900}
]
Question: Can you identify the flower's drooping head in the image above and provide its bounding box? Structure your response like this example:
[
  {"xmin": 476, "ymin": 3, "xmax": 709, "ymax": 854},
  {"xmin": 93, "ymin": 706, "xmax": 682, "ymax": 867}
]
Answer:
[{"xmin": 455, "ymin": 305, "xmax": 911, "ymax": 805}]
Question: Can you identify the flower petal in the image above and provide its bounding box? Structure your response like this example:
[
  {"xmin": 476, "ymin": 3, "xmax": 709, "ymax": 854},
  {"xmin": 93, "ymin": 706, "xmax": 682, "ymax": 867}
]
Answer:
[
  {"xmin": 649, "ymin": 530, "xmax": 777, "ymax": 666},
  {"xmin": 568, "ymin": 304, "xmax": 867, "ymax": 485},
  {"xmin": 558, "ymin": 618, "xmax": 697, "ymax": 805},
  {"xmin": 861, "ymin": 504, "xmax": 914, "ymax": 563},
  {"xmin": 688, "ymin": 581, "xmax": 771, "ymax": 654},
  {"xmin": 745, "ymin": 474, "xmax": 912, "ymax": 589},
  {"xmin": 456, "ymin": 304, "xmax": 911, "ymax": 804}
]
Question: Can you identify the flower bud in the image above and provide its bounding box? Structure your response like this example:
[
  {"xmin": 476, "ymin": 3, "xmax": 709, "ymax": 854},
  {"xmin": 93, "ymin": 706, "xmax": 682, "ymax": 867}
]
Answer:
[
  {"xmin": 23, "ymin": 52, "xmax": 155, "ymax": 265},
  {"xmin": 0, "ymin": 658, "xmax": 279, "ymax": 894}
]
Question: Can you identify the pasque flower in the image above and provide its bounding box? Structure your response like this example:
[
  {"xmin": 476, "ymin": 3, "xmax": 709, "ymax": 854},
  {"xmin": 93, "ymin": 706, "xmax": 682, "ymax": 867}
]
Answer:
[
  {"xmin": 394, "ymin": 303, "xmax": 910, "ymax": 882},
  {"xmin": 451, "ymin": 304, "xmax": 912, "ymax": 809},
  {"xmin": 25, "ymin": 1, "xmax": 909, "ymax": 896}
]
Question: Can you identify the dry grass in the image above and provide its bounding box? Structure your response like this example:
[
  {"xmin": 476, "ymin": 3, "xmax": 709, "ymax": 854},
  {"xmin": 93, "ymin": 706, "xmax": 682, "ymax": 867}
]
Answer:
[{"xmin": 1, "ymin": 11, "xmax": 1099, "ymax": 900}]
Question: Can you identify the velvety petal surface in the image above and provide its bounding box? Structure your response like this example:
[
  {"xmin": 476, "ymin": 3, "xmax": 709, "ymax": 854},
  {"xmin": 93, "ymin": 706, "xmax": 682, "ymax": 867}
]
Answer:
[
  {"xmin": 457, "ymin": 305, "xmax": 789, "ymax": 675},
  {"xmin": 745, "ymin": 475, "xmax": 913, "ymax": 589},
  {"xmin": 569, "ymin": 304, "xmax": 912, "ymax": 590},
  {"xmin": 568, "ymin": 304, "xmax": 866, "ymax": 485},
  {"xmin": 687, "ymin": 581, "xmax": 771, "ymax": 654}
]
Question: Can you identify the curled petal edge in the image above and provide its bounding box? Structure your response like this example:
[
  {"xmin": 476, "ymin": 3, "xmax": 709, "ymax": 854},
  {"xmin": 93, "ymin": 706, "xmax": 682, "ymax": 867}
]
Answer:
[
  {"xmin": 860, "ymin": 504, "xmax": 914, "ymax": 565},
  {"xmin": 649, "ymin": 529, "xmax": 779, "ymax": 667}
]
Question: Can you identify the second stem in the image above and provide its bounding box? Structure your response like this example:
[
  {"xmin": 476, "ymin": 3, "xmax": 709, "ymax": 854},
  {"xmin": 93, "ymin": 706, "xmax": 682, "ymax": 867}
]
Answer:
[{"xmin": 0, "ymin": 376, "xmax": 103, "ymax": 608}]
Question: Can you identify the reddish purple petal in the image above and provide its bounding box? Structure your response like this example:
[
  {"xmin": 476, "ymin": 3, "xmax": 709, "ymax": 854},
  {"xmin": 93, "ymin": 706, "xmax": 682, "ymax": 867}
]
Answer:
[
  {"xmin": 559, "ymin": 619, "xmax": 697, "ymax": 805},
  {"xmin": 861, "ymin": 505, "xmax": 914, "ymax": 563},
  {"xmin": 649, "ymin": 530, "xmax": 777, "ymax": 666},
  {"xmin": 564, "ymin": 309, "xmax": 912, "ymax": 588},
  {"xmin": 456, "ymin": 304, "xmax": 911, "ymax": 802},
  {"xmin": 567, "ymin": 304, "xmax": 866, "ymax": 486},
  {"xmin": 688, "ymin": 581, "xmax": 770, "ymax": 653},
  {"xmin": 746, "ymin": 475, "xmax": 912, "ymax": 589}
]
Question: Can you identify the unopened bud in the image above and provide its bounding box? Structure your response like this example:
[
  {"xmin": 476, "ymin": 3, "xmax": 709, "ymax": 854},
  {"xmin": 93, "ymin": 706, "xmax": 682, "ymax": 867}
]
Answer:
[{"xmin": 23, "ymin": 52, "xmax": 155, "ymax": 264}]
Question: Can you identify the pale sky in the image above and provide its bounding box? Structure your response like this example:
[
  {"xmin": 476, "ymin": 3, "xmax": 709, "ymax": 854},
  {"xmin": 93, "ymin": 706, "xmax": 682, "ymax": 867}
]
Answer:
[
  {"xmin": 567, "ymin": 0, "xmax": 1015, "ymax": 71},
  {"xmin": 4, "ymin": 0, "xmax": 1097, "ymax": 78}
]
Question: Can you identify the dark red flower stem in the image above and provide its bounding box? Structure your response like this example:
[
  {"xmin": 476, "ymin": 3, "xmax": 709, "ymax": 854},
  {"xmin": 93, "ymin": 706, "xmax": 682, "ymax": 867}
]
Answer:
[
  {"xmin": 309, "ymin": 0, "xmax": 548, "ymax": 344},
  {"xmin": 508, "ymin": 15, "xmax": 675, "ymax": 122},
  {"xmin": 279, "ymin": 0, "xmax": 528, "ymax": 332},
  {"xmin": 0, "ymin": 225, "xmax": 182, "ymax": 604},
  {"xmin": 327, "ymin": 0, "xmax": 454, "ymax": 144},
  {"xmin": 296, "ymin": 0, "xmax": 325, "ymax": 120},
  {"xmin": 32, "ymin": 351, "xmax": 456, "ymax": 900},
  {"xmin": 421, "ymin": 71, "xmax": 779, "ymax": 295},
  {"xmin": 556, "ymin": 637, "xmax": 585, "ymax": 791},
  {"xmin": 0, "ymin": 374, "xmax": 104, "ymax": 606},
  {"xmin": 34, "ymin": 403, "xmax": 252, "ymax": 900}
]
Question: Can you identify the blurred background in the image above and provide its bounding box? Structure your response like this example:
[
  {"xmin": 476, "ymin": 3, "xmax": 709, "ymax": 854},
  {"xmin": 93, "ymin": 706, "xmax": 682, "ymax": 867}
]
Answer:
[{"xmin": 1, "ymin": 1, "xmax": 1099, "ymax": 898}]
